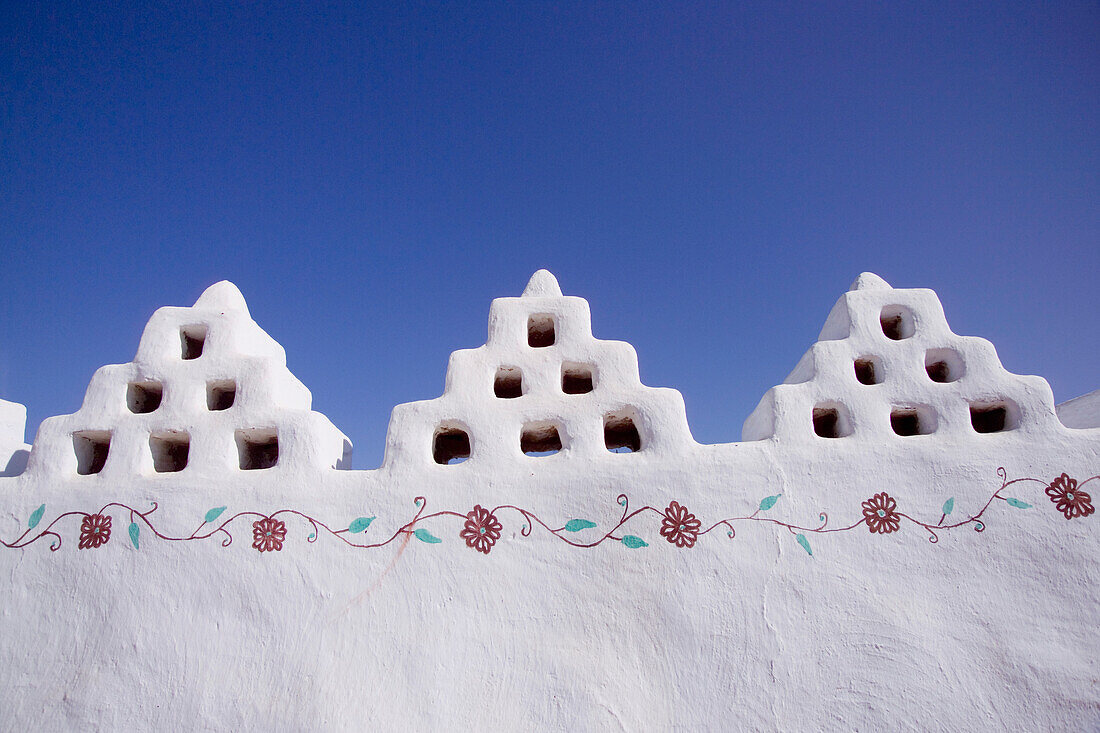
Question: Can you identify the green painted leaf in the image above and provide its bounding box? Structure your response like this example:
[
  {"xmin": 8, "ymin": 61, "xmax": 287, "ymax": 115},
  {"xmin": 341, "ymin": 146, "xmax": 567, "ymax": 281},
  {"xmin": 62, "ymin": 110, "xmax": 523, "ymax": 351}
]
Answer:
[
  {"xmin": 348, "ymin": 516, "xmax": 375, "ymax": 533},
  {"xmin": 27, "ymin": 504, "xmax": 45, "ymax": 529},
  {"xmin": 1006, "ymin": 497, "xmax": 1031, "ymax": 509},
  {"xmin": 128, "ymin": 522, "xmax": 140, "ymax": 549},
  {"xmin": 204, "ymin": 506, "xmax": 227, "ymax": 524},
  {"xmin": 758, "ymin": 494, "xmax": 782, "ymax": 512},
  {"xmin": 564, "ymin": 519, "xmax": 597, "ymax": 532},
  {"xmin": 795, "ymin": 533, "xmax": 812, "ymax": 556},
  {"xmin": 621, "ymin": 535, "xmax": 648, "ymax": 549},
  {"xmin": 942, "ymin": 497, "xmax": 954, "ymax": 515},
  {"xmin": 413, "ymin": 528, "xmax": 442, "ymax": 544}
]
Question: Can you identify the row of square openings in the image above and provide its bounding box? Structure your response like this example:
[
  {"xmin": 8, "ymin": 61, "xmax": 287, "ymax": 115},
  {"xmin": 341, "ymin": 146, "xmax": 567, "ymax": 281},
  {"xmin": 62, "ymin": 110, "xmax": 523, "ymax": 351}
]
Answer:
[
  {"xmin": 127, "ymin": 380, "xmax": 237, "ymax": 413},
  {"xmin": 71, "ymin": 428, "xmax": 279, "ymax": 475},
  {"xmin": 432, "ymin": 412, "xmax": 642, "ymax": 464},
  {"xmin": 853, "ymin": 349, "xmax": 965, "ymax": 385},
  {"xmin": 811, "ymin": 400, "xmax": 1019, "ymax": 438},
  {"xmin": 494, "ymin": 363, "xmax": 594, "ymax": 398}
]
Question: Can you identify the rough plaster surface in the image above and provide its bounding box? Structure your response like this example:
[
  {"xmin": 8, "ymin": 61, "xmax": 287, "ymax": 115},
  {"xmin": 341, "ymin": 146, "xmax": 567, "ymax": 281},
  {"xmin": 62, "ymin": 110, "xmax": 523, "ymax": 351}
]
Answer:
[{"xmin": 1, "ymin": 271, "xmax": 1097, "ymax": 731}]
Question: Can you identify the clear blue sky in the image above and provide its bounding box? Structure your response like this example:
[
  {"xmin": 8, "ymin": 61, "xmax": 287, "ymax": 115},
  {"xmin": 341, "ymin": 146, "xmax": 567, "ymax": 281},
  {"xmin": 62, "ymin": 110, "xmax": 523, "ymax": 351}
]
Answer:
[{"xmin": 1, "ymin": 2, "xmax": 1097, "ymax": 467}]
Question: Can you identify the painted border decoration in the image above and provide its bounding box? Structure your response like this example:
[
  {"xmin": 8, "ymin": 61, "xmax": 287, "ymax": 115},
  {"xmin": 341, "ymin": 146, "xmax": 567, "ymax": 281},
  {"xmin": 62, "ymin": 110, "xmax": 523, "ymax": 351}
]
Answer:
[{"xmin": 3, "ymin": 469, "xmax": 1094, "ymax": 556}]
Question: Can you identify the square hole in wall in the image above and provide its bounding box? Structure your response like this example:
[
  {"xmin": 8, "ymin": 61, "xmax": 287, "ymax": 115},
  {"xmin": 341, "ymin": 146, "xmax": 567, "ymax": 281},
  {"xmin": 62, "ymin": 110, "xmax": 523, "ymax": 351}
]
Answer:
[
  {"xmin": 890, "ymin": 406, "xmax": 936, "ymax": 436},
  {"xmin": 970, "ymin": 400, "xmax": 1017, "ymax": 433},
  {"xmin": 880, "ymin": 305, "xmax": 915, "ymax": 340},
  {"xmin": 207, "ymin": 379, "xmax": 237, "ymax": 411},
  {"xmin": 494, "ymin": 367, "xmax": 523, "ymax": 399},
  {"xmin": 528, "ymin": 314, "xmax": 556, "ymax": 348},
  {"xmin": 521, "ymin": 421, "xmax": 562, "ymax": 456},
  {"xmin": 813, "ymin": 403, "xmax": 853, "ymax": 438},
  {"xmin": 562, "ymin": 362, "xmax": 594, "ymax": 394},
  {"xmin": 150, "ymin": 431, "xmax": 189, "ymax": 473},
  {"xmin": 73, "ymin": 431, "xmax": 111, "ymax": 475},
  {"xmin": 853, "ymin": 357, "xmax": 883, "ymax": 385},
  {"xmin": 236, "ymin": 428, "xmax": 278, "ymax": 470},
  {"xmin": 433, "ymin": 425, "xmax": 471, "ymax": 464},
  {"xmin": 180, "ymin": 325, "xmax": 208, "ymax": 360},
  {"xmin": 604, "ymin": 410, "xmax": 641, "ymax": 453},
  {"xmin": 127, "ymin": 381, "xmax": 163, "ymax": 413},
  {"xmin": 925, "ymin": 348, "xmax": 965, "ymax": 383}
]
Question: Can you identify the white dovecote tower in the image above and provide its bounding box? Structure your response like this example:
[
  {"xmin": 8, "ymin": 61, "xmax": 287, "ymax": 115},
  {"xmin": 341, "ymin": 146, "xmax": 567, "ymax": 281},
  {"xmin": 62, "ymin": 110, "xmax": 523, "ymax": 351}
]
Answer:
[
  {"xmin": 382, "ymin": 270, "xmax": 695, "ymax": 471},
  {"xmin": 25, "ymin": 281, "xmax": 351, "ymax": 480},
  {"xmin": 742, "ymin": 272, "xmax": 1064, "ymax": 443}
]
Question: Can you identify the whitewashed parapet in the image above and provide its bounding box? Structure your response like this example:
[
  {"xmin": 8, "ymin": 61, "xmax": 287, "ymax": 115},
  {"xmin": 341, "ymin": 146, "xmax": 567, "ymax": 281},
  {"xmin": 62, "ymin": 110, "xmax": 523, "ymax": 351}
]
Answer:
[
  {"xmin": 23, "ymin": 281, "xmax": 351, "ymax": 480},
  {"xmin": 382, "ymin": 269, "xmax": 696, "ymax": 472},
  {"xmin": 1057, "ymin": 389, "xmax": 1100, "ymax": 429},
  {"xmin": 742, "ymin": 272, "xmax": 1064, "ymax": 443},
  {"xmin": 0, "ymin": 398, "xmax": 30, "ymax": 477},
  {"xmin": 0, "ymin": 269, "xmax": 1098, "ymax": 731}
]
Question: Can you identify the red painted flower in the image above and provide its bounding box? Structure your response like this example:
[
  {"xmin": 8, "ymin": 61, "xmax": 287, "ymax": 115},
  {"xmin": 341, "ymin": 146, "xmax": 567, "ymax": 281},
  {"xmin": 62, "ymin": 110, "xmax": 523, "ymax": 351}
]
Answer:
[
  {"xmin": 78, "ymin": 513, "xmax": 112, "ymax": 549},
  {"xmin": 1045, "ymin": 473, "xmax": 1094, "ymax": 520},
  {"xmin": 252, "ymin": 517, "xmax": 287, "ymax": 552},
  {"xmin": 862, "ymin": 492, "xmax": 901, "ymax": 534},
  {"xmin": 660, "ymin": 501, "xmax": 701, "ymax": 548},
  {"xmin": 460, "ymin": 505, "xmax": 502, "ymax": 554}
]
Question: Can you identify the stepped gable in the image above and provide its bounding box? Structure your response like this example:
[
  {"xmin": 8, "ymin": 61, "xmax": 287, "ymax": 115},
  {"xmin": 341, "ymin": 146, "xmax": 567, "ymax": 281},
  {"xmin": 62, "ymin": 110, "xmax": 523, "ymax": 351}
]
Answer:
[
  {"xmin": 0, "ymin": 398, "xmax": 30, "ymax": 476},
  {"xmin": 25, "ymin": 281, "xmax": 351, "ymax": 479},
  {"xmin": 742, "ymin": 272, "xmax": 1061, "ymax": 442},
  {"xmin": 383, "ymin": 270, "xmax": 695, "ymax": 469}
]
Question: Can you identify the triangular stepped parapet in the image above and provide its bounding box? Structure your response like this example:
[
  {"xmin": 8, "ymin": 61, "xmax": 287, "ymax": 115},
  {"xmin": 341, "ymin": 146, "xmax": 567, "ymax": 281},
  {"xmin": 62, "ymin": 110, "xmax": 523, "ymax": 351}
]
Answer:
[
  {"xmin": 25, "ymin": 281, "xmax": 351, "ymax": 479},
  {"xmin": 742, "ymin": 273, "xmax": 1062, "ymax": 442},
  {"xmin": 383, "ymin": 270, "xmax": 695, "ymax": 470}
]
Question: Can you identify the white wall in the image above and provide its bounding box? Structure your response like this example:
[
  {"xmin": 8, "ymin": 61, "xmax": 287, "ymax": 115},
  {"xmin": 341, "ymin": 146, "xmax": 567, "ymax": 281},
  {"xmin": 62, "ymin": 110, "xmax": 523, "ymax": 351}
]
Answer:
[
  {"xmin": 0, "ymin": 271, "xmax": 1097, "ymax": 731},
  {"xmin": 0, "ymin": 399, "xmax": 29, "ymax": 476},
  {"xmin": 1058, "ymin": 389, "xmax": 1100, "ymax": 429}
]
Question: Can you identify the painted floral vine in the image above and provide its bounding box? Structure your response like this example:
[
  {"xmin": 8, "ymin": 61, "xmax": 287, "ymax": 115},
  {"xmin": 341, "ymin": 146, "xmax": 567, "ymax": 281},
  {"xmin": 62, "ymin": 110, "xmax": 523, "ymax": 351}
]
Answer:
[{"xmin": 2, "ymin": 469, "xmax": 1094, "ymax": 556}]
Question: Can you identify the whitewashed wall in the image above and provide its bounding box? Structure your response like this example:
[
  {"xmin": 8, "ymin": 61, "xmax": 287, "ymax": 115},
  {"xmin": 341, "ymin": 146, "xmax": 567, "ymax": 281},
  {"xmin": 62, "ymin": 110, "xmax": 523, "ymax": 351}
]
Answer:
[
  {"xmin": 0, "ymin": 399, "xmax": 29, "ymax": 477},
  {"xmin": 1, "ymin": 272, "xmax": 1097, "ymax": 731},
  {"xmin": 1058, "ymin": 389, "xmax": 1100, "ymax": 429}
]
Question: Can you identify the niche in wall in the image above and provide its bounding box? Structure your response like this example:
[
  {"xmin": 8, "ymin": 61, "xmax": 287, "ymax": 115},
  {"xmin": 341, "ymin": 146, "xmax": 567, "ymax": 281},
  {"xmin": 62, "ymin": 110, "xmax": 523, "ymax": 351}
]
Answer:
[
  {"xmin": 180, "ymin": 325, "xmax": 208, "ymax": 360},
  {"xmin": 207, "ymin": 380, "xmax": 236, "ymax": 411},
  {"xmin": 236, "ymin": 428, "xmax": 278, "ymax": 470},
  {"xmin": 150, "ymin": 431, "xmax": 190, "ymax": 473},
  {"xmin": 433, "ymin": 425, "xmax": 471, "ymax": 464},
  {"xmin": 521, "ymin": 421, "xmax": 562, "ymax": 456},
  {"xmin": 127, "ymin": 381, "xmax": 163, "ymax": 414},
  {"xmin": 562, "ymin": 363, "xmax": 595, "ymax": 394},
  {"xmin": 890, "ymin": 406, "xmax": 936, "ymax": 436},
  {"xmin": 494, "ymin": 367, "xmax": 523, "ymax": 399},
  {"xmin": 925, "ymin": 348, "xmax": 965, "ymax": 383},
  {"xmin": 73, "ymin": 431, "xmax": 111, "ymax": 475},
  {"xmin": 528, "ymin": 314, "xmax": 556, "ymax": 348},
  {"xmin": 813, "ymin": 403, "xmax": 853, "ymax": 438},
  {"xmin": 880, "ymin": 305, "xmax": 915, "ymax": 341},
  {"xmin": 854, "ymin": 356, "xmax": 883, "ymax": 386},
  {"xmin": 604, "ymin": 410, "xmax": 641, "ymax": 453},
  {"xmin": 970, "ymin": 400, "xmax": 1018, "ymax": 434}
]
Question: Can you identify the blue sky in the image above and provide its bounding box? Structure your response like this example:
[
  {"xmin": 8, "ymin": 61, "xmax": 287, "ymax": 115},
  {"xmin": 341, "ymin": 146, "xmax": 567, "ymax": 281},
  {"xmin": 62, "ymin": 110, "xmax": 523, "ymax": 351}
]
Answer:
[{"xmin": 1, "ymin": 1, "xmax": 1097, "ymax": 467}]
